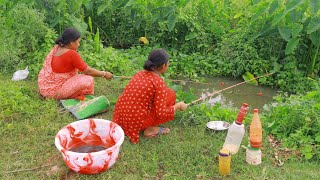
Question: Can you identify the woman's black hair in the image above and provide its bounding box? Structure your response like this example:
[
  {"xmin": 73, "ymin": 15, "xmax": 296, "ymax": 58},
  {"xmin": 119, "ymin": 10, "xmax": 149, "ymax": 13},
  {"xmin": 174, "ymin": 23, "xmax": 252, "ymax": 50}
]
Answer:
[
  {"xmin": 55, "ymin": 28, "xmax": 81, "ymax": 47},
  {"xmin": 143, "ymin": 49, "xmax": 169, "ymax": 71}
]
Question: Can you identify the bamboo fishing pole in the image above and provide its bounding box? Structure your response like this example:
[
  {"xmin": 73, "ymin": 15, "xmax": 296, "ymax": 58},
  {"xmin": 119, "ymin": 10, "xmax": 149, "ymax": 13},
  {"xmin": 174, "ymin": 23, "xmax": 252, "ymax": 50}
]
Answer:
[
  {"xmin": 187, "ymin": 72, "xmax": 275, "ymax": 106},
  {"xmin": 113, "ymin": 76, "xmax": 215, "ymax": 85},
  {"xmin": 113, "ymin": 75, "xmax": 132, "ymax": 79}
]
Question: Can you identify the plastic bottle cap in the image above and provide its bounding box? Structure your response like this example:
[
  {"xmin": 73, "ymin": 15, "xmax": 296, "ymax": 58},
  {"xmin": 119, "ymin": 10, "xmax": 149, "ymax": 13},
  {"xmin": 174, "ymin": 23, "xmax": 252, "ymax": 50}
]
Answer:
[
  {"xmin": 247, "ymin": 145, "xmax": 259, "ymax": 151},
  {"xmin": 235, "ymin": 103, "xmax": 249, "ymax": 125},
  {"xmin": 254, "ymin": 109, "xmax": 259, "ymax": 113},
  {"xmin": 219, "ymin": 149, "xmax": 230, "ymax": 156}
]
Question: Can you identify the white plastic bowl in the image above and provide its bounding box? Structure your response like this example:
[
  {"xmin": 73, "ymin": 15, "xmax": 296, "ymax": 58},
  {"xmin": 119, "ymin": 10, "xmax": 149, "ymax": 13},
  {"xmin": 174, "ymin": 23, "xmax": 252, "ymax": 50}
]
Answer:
[{"xmin": 55, "ymin": 119, "xmax": 124, "ymax": 174}]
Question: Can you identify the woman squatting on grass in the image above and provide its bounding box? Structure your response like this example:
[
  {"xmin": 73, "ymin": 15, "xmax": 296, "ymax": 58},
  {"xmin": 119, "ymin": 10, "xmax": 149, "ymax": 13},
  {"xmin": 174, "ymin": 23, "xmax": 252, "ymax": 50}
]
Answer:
[
  {"xmin": 38, "ymin": 28, "xmax": 113, "ymax": 100},
  {"xmin": 112, "ymin": 49, "xmax": 188, "ymax": 144}
]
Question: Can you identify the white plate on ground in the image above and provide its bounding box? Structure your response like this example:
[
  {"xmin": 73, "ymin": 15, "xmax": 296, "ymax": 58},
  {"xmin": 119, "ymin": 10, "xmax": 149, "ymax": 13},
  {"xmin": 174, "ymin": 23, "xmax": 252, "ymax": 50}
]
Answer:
[{"xmin": 206, "ymin": 121, "xmax": 230, "ymax": 131}]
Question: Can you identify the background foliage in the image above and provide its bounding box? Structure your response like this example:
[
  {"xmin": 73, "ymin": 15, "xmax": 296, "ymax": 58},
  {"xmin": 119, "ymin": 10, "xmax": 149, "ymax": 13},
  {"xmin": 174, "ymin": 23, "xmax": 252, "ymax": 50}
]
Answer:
[{"xmin": 0, "ymin": 0, "xmax": 319, "ymax": 93}]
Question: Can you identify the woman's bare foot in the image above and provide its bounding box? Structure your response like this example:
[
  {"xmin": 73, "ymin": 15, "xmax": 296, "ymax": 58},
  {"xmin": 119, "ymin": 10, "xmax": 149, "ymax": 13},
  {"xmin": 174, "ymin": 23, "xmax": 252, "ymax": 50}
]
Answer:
[{"xmin": 143, "ymin": 126, "xmax": 170, "ymax": 138}]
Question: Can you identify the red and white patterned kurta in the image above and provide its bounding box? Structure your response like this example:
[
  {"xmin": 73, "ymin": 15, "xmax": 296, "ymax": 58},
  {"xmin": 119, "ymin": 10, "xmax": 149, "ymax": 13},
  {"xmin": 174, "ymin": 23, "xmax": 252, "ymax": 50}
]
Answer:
[
  {"xmin": 38, "ymin": 45, "xmax": 94, "ymax": 99},
  {"xmin": 112, "ymin": 70, "xmax": 176, "ymax": 144}
]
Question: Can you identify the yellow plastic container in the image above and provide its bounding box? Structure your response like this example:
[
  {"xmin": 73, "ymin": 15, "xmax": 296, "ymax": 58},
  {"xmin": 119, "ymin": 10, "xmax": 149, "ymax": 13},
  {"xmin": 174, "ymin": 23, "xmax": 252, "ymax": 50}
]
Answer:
[{"xmin": 219, "ymin": 149, "xmax": 231, "ymax": 176}]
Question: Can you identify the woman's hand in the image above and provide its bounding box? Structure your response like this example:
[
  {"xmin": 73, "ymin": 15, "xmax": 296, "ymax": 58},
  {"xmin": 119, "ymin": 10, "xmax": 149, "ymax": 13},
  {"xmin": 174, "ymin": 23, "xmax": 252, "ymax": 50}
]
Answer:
[
  {"xmin": 103, "ymin": 71, "xmax": 113, "ymax": 80},
  {"xmin": 173, "ymin": 102, "xmax": 188, "ymax": 112},
  {"xmin": 83, "ymin": 67, "xmax": 113, "ymax": 79}
]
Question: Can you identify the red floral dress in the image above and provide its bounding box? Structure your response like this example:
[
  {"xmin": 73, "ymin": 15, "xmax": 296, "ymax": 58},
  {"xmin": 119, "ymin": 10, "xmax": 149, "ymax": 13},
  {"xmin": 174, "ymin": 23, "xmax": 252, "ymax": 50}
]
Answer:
[{"xmin": 112, "ymin": 70, "xmax": 176, "ymax": 143}]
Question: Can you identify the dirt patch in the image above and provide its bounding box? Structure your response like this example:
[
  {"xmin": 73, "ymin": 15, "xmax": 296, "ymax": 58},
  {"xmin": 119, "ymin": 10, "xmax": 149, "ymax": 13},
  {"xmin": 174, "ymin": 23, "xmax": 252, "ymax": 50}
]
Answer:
[
  {"xmin": 156, "ymin": 162, "xmax": 165, "ymax": 180},
  {"xmin": 59, "ymin": 170, "xmax": 77, "ymax": 180},
  {"xmin": 268, "ymin": 135, "xmax": 301, "ymax": 166}
]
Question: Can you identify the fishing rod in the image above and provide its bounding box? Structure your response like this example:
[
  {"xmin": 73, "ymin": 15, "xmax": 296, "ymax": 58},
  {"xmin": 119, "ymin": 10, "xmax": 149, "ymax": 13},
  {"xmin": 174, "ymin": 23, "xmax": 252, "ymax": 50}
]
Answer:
[
  {"xmin": 113, "ymin": 75, "xmax": 215, "ymax": 85},
  {"xmin": 187, "ymin": 72, "xmax": 275, "ymax": 106},
  {"xmin": 113, "ymin": 75, "xmax": 132, "ymax": 79}
]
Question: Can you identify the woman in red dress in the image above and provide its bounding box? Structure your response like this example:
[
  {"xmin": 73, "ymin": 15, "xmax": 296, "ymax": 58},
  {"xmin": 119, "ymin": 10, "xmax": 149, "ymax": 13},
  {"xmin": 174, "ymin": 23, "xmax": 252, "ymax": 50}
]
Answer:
[
  {"xmin": 112, "ymin": 49, "xmax": 188, "ymax": 144},
  {"xmin": 38, "ymin": 28, "xmax": 113, "ymax": 100}
]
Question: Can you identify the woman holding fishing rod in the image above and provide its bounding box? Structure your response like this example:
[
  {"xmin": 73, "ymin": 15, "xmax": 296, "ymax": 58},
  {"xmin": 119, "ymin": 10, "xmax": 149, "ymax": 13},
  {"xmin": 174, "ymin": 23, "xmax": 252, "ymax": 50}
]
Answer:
[
  {"xmin": 112, "ymin": 49, "xmax": 188, "ymax": 144},
  {"xmin": 38, "ymin": 28, "xmax": 113, "ymax": 100}
]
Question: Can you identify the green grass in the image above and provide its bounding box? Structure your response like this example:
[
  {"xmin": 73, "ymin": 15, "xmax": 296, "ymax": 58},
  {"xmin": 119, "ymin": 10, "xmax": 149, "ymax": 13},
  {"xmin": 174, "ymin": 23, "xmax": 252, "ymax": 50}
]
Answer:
[{"xmin": 0, "ymin": 75, "xmax": 319, "ymax": 179}]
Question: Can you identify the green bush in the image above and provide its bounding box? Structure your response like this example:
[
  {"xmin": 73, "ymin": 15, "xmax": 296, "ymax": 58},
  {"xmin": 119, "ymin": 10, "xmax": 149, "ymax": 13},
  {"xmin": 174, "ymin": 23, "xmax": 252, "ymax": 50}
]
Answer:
[
  {"xmin": 273, "ymin": 56, "xmax": 316, "ymax": 93},
  {"xmin": 0, "ymin": 3, "xmax": 54, "ymax": 74},
  {"xmin": 264, "ymin": 88, "xmax": 320, "ymax": 160},
  {"xmin": 0, "ymin": 21, "xmax": 21, "ymax": 71},
  {"xmin": 80, "ymin": 47, "xmax": 136, "ymax": 76}
]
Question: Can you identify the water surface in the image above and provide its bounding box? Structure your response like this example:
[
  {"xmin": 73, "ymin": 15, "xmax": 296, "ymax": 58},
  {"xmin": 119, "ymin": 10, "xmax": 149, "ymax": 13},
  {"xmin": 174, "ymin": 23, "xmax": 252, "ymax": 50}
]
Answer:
[
  {"xmin": 69, "ymin": 145, "xmax": 109, "ymax": 153},
  {"xmin": 182, "ymin": 76, "xmax": 279, "ymax": 110}
]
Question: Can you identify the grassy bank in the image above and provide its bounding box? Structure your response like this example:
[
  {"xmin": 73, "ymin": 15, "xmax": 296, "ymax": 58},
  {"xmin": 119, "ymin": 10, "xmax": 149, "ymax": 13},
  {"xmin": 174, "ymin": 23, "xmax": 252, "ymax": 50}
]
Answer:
[{"xmin": 0, "ymin": 76, "xmax": 319, "ymax": 179}]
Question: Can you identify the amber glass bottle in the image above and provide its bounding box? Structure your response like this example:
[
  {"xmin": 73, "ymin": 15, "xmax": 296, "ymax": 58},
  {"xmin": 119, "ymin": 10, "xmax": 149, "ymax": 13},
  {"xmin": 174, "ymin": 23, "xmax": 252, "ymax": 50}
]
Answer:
[{"xmin": 250, "ymin": 109, "xmax": 262, "ymax": 148}]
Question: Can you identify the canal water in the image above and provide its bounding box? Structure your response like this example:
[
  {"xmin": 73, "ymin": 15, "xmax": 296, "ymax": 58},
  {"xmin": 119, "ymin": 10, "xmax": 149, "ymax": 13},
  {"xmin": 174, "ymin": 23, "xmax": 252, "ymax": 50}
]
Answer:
[{"xmin": 181, "ymin": 76, "xmax": 279, "ymax": 110}]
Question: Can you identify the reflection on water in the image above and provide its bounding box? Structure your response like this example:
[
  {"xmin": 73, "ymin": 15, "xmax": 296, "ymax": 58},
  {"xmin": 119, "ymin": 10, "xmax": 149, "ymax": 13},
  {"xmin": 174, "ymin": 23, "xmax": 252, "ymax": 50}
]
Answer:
[{"xmin": 182, "ymin": 76, "xmax": 279, "ymax": 110}]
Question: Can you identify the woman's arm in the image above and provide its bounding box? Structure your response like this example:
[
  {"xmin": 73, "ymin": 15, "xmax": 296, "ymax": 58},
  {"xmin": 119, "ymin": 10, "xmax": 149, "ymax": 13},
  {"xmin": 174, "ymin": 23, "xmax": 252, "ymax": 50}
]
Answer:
[
  {"xmin": 82, "ymin": 66, "xmax": 113, "ymax": 79},
  {"xmin": 69, "ymin": 50, "xmax": 113, "ymax": 79}
]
